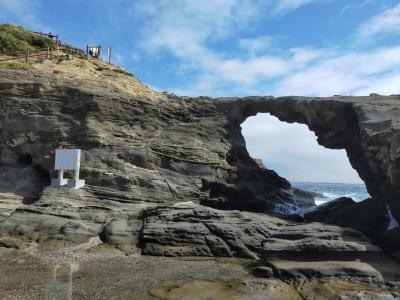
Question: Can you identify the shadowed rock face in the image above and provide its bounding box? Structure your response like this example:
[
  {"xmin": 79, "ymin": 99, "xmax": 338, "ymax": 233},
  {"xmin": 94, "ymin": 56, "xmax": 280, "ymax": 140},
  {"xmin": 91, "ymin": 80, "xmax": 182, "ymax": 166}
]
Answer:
[
  {"xmin": 0, "ymin": 63, "xmax": 399, "ymax": 281},
  {"xmin": 0, "ymin": 68, "xmax": 302, "ymax": 219},
  {"xmin": 215, "ymin": 96, "xmax": 400, "ymax": 226}
]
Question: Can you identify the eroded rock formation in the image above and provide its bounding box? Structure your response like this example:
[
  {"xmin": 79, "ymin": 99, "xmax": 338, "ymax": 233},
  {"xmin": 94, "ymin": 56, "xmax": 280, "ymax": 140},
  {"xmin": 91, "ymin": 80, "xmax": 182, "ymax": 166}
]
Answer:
[
  {"xmin": 215, "ymin": 95, "xmax": 400, "ymax": 226},
  {"xmin": 0, "ymin": 60, "xmax": 399, "ymax": 282}
]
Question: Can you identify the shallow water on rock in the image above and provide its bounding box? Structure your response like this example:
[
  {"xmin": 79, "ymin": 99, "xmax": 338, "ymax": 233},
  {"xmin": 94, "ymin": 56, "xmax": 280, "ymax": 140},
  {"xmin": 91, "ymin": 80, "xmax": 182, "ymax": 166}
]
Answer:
[{"xmin": 0, "ymin": 247, "xmax": 398, "ymax": 300}]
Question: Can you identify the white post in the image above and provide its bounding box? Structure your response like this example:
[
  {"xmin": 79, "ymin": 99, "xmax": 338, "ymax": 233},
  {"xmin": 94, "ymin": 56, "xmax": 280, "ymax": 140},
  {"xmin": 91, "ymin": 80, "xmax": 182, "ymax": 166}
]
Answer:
[
  {"xmin": 75, "ymin": 149, "xmax": 80, "ymax": 180},
  {"xmin": 58, "ymin": 146, "xmax": 64, "ymax": 180}
]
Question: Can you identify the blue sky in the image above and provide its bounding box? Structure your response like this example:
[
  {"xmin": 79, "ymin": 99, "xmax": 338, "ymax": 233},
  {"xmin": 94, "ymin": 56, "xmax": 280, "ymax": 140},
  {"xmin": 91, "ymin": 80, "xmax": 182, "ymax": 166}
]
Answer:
[{"xmin": 1, "ymin": 0, "xmax": 399, "ymax": 183}]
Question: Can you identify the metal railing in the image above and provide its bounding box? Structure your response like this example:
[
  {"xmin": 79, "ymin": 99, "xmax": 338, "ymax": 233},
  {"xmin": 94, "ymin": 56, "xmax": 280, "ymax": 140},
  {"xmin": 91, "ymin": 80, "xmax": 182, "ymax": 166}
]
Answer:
[
  {"xmin": 60, "ymin": 45, "xmax": 85, "ymax": 56},
  {"xmin": 0, "ymin": 44, "xmax": 85, "ymax": 62}
]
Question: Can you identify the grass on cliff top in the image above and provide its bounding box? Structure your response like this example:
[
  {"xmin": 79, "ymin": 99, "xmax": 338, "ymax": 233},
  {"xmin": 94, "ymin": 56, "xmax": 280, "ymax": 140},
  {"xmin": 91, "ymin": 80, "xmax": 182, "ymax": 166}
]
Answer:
[
  {"xmin": 113, "ymin": 67, "xmax": 134, "ymax": 77},
  {"xmin": 0, "ymin": 23, "xmax": 55, "ymax": 52},
  {"xmin": 92, "ymin": 60, "xmax": 134, "ymax": 77},
  {"xmin": 0, "ymin": 60, "xmax": 32, "ymax": 70}
]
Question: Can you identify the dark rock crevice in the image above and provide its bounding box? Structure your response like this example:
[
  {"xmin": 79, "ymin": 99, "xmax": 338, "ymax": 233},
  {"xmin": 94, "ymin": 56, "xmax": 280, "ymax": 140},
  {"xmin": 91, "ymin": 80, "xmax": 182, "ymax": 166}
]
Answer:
[{"xmin": 0, "ymin": 151, "xmax": 50, "ymax": 210}]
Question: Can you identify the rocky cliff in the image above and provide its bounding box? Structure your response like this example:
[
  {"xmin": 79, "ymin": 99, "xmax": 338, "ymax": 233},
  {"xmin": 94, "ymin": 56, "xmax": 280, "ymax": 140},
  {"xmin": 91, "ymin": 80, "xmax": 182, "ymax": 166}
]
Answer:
[
  {"xmin": 216, "ymin": 95, "xmax": 400, "ymax": 226},
  {"xmin": 215, "ymin": 95, "xmax": 400, "ymax": 253},
  {"xmin": 0, "ymin": 58, "xmax": 399, "ymax": 287}
]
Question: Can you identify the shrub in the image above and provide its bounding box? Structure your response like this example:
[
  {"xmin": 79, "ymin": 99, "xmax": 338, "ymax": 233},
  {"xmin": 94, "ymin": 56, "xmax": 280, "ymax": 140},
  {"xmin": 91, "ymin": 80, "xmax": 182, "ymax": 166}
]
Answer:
[
  {"xmin": 0, "ymin": 31, "xmax": 32, "ymax": 52},
  {"xmin": 113, "ymin": 67, "xmax": 133, "ymax": 77},
  {"xmin": 0, "ymin": 23, "xmax": 55, "ymax": 52}
]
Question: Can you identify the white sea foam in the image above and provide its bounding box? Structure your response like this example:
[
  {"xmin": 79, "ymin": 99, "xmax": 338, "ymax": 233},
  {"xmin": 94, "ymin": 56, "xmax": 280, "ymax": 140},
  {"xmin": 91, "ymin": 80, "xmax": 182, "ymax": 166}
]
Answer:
[
  {"xmin": 277, "ymin": 182, "xmax": 371, "ymax": 215},
  {"xmin": 292, "ymin": 182, "xmax": 370, "ymax": 204},
  {"xmin": 321, "ymin": 192, "xmax": 339, "ymax": 199},
  {"xmin": 315, "ymin": 200, "xmax": 327, "ymax": 206}
]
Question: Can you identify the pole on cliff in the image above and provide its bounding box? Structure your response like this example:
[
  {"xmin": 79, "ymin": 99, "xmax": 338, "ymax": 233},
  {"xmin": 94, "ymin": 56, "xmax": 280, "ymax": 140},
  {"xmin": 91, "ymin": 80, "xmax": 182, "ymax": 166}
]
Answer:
[{"xmin": 107, "ymin": 46, "xmax": 112, "ymax": 64}]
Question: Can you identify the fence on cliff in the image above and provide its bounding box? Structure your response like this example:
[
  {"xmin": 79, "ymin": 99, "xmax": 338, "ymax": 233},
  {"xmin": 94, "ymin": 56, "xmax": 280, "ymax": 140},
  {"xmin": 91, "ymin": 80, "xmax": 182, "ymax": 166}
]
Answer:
[{"xmin": 0, "ymin": 44, "xmax": 85, "ymax": 63}]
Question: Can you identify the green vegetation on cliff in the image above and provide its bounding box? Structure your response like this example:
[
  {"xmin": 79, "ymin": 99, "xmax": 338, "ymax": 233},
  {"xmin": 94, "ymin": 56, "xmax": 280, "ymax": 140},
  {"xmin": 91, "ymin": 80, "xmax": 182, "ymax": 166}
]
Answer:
[
  {"xmin": 0, "ymin": 23, "xmax": 54, "ymax": 52},
  {"xmin": 0, "ymin": 60, "xmax": 32, "ymax": 70}
]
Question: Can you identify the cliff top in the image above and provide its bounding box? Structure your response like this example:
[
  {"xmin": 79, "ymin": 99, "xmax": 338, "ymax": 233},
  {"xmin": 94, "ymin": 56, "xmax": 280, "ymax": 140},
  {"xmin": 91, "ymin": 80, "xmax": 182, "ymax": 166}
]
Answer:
[
  {"xmin": 0, "ymin": 23, "xmax": 54, "ymax": 52},
  {"xmin": 0, "ymin": 23, "xmax": 166, "ymax": 100}
]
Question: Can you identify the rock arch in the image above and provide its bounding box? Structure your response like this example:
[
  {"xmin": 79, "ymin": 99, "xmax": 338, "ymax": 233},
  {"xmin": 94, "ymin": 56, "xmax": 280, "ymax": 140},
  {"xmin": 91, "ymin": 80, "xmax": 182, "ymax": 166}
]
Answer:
[
  {"xmin": 215, "ymin": 95, "xmax": 400, "ymax": 225},
  {"xmin": 241, "ymin": 112, "xmax": 363, "ymax": 184}
]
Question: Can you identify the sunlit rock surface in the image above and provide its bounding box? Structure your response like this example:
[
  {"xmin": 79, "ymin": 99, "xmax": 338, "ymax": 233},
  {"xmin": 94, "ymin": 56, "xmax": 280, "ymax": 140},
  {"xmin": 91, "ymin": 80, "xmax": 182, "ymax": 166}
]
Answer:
[{"xmin": 0, "ymin": 59, "xmax": 399, "ymax": 297}]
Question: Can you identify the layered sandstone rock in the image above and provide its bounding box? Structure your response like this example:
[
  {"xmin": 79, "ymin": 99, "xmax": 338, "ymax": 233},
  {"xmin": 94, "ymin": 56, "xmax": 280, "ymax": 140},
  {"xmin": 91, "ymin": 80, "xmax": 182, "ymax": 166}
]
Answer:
[{"xmin": 0, "ymin": 59, "xmax": 399, "ymax": 282}]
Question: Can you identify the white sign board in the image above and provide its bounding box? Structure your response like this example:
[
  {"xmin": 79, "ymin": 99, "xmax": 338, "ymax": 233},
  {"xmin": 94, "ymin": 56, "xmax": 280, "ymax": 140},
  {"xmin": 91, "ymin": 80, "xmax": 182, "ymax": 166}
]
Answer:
[{"xmin": 54, "ymin": 149, "xmax": 81, "ymax": 171}]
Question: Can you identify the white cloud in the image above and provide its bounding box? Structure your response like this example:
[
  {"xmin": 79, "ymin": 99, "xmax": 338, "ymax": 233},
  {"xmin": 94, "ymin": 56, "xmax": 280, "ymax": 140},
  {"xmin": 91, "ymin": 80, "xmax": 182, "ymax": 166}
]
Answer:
[
  {"xmin": 340, "ymin": 5, "xmax": 351, "ymax": 16},
  {"xmin": 133, "ymin": 0, "xmax": 263, "ymax": 50},
  {"xmin": 0, "ymin": 0, "xmax": 46, "ymax": 30},
  {"xmin": 272, "ymin": 0, "xmax": 317, "ymax": 15},
  {"xmin": 133, "ymin": 0, "xmax": 321, "ymax": 56},
  {"xmin": 0, "ymin": 0, "xmax": 27, "ymax": 13},
  {"xmin": 358, "ymin": 3, "xmax": 400, "ymax": 38},
  {"xmin": 239, "ymin": 36, "xmax": 273, "ymax": 55},
  {"xmin": 273, "ymin": 45, "xmax": 400, "ymax": 96},
  {"xmin": 360, "ymin": 0, "xmax": 373, "ymax": 7},
  {"xmin": 208, "ymin": 47, "xmax": 323, "ymax": 87},
  {"xmin": 135, "ymin": 1, "xmax": 400, "ymax": 97},
  {"xmin": 172, "ymin": 45, "xmax": 400, "ymax": 97}
]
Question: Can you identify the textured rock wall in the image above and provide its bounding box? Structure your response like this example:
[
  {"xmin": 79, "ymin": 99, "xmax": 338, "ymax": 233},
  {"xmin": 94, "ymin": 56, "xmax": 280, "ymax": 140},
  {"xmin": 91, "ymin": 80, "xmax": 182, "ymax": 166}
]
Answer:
[
  {"xmin": 215, "ymin": 96, "xmax": 400, "ymax": 226},
  {"xmin": 0, "ymin": 71, "xmax": 298, "ymax": 215},
  {"xmin": 0, "ymin": 63, "xmax": 399, "ymax": 267}
]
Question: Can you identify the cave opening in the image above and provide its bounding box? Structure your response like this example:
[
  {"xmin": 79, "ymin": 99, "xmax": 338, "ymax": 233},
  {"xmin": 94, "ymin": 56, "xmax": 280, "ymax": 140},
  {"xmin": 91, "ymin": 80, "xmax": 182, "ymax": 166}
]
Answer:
[
  {"xmin": 17, "ymin": 153, "xmax": 33, "ymax": 166},
  {"xmin": 0, "ymin": 152, "xmax": 50, "ymax": 212},
  {"xmin": 241, "ymin": 113, "xmax": 369, "ymax": 206}
]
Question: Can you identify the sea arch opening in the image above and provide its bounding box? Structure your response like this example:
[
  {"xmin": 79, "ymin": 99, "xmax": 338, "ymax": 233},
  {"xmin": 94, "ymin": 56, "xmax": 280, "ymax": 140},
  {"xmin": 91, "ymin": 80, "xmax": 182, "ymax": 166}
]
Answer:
[{"xmin": 241, "ymin": 113, "xmax": 369, "ymax": 205}]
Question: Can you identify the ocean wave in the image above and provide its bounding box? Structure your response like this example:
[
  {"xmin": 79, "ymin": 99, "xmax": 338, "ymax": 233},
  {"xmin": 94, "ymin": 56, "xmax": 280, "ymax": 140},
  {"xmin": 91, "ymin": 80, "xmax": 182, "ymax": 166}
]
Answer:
[
  {"xmin": 315, "ymin": 200, "xmax": 327, "ymax": 206},
  {"xmin": 321, "ymin": 192, "xmax": 340, "ymax": 199},
  {"xmin": 292, "ymin": 181, "xmax": 370, "ymax": 205}
]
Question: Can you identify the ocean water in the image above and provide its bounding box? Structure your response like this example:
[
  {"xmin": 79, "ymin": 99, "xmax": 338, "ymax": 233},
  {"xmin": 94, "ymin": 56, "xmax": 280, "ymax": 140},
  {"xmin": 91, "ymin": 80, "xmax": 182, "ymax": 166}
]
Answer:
[{"xmin": 292, "ymin": 182, "xmax": 370, "ymax": 206}]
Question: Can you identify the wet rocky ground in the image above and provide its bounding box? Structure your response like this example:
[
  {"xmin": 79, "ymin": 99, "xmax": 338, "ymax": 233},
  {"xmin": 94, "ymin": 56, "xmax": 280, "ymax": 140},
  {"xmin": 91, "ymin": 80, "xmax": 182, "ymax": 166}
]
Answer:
[{"xmin": 0, "ymin": 243, "xmax": 399, "ymax": 300}]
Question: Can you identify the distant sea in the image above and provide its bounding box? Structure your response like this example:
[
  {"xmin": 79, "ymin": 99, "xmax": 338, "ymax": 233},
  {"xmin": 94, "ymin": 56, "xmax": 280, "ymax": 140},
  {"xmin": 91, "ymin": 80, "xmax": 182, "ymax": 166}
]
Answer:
[{"xmin": 292, "ymin": 182, "xmax": 370, "ymax": 206}]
